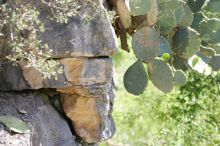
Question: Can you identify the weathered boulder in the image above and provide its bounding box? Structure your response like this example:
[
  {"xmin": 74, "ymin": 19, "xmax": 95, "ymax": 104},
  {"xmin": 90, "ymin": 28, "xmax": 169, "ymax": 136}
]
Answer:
[
  {"xmin": 38, "ymin": 1, "xmax": 117, "ymax": 58},
  {"xmin": 61, "ymin": 82, "xmax": 115, "ymax": 143},
  {"xmin": 0, "ymin": 58, "xmax": 113, "ymax": 96},
  {"xmin": 0, "ymin": 0, "xmax": 117, "ymax": 145},
  {"xmin": 0, "ymin": 92, "xmax": 79, "ymax": 146},
  {"xmin": 1, "ymin": 0, "xmax": 118, "ymax": 58}
]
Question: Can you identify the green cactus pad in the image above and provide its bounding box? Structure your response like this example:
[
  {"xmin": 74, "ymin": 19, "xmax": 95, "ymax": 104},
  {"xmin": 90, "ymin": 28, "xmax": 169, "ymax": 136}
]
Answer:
[
  {"xmin": 187, "ymin": 0, "xmax": 206, "ymax": 12},
  {"xmin": 173, "ymin": 27, "xmax": 201, "ymax": 59},
  {"xmin": 129, "ymin": 0, "xmax": 153, "ymax": 16},
  {"xmin": 158, "ymin": 0, "xmax": 178, "ymax": 35},
  {"xmin": 147, "ymin": 0, "xmax": 158, "ymax": 26},
  {"xmin": 205, "ymin": 0, "xmax": 220, "ymax": 13},
  {"xmin": 173, "ymin": 56, "xmax": 188, "ymax": 71},
  {"xmin": 199, "ymin": 18, "xmax": 220, "ymax": 43},
  {"xmin": 197, "ymin": 51, "xmax": 210, "ymax": 64},
  {"xmin": 191, "ymin": 12, "xmax": 206, "ymax": 31},
  {"xmin": 175, "ymin": 4, "xmax": 193, "ymax": 27},
  {"xmin": 174, "ymin": 70, "xmax": 187, "ymax": 86},
  {"xmin": 200, "ymin": 46, "xmax": 216, "ymax": 56},
  {"xmin": 210, "ymin": 44, "xmax": 220, "ymax": 54},
  {"xmin": 159, "ymin": 36, "xmax": 172, "ymax": 56},
  {"xmin": 211, "ymin": 29, "xmax": 220, "ymax": 44},
  {"xmin": 123, "ymin": 61, "xmax": 148, "ymax": 95},
  {"xmin": 209, "ymin": 55, "xmax": 220, "ymax": 71},
  {"xmin": 132, "ymin": 26, "xmax": 160, "ymax": 62},
  {"xmin": 148, "ymin": 58, "xmax": 174, "ymax": 93}
]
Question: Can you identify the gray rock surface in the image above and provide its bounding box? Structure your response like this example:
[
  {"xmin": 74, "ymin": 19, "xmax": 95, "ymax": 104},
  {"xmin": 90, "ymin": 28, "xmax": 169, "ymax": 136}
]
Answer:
[
  {"xmin": 0, "ymin": 0, "xmax": 118, "ymax": 58},
  {"xmin": 38, "ymin": 1, "xmax": 117, "ymax": 58},
  {"xmin": 0, "ymin": 92, "xmax": 79, "ymax": 146},
  {"xmin": 0, "ymin": 0, "xmax": 117, "ymax": 145},
  {"xmin": 0, "ymin": 58, "xmax": 113, "ymax": 95}
]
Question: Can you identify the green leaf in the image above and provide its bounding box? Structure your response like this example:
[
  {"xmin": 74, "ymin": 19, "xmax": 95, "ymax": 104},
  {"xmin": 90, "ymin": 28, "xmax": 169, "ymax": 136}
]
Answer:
[
  {"xmin": 192, "ymin": 56, "xmax": 199, "ymax": 67},
  {"xmin": 0, "ymin": 116, "xmax": 30, "ymax": 134},
  {"xmin": 124, "ymin": 61, "xmax": 148, "ymax": 95}
]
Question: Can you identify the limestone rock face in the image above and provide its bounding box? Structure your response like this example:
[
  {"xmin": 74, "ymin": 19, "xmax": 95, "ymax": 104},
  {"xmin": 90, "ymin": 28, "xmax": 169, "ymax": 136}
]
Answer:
[
  {"xmin": 0, "ymin": 58, "xmax": 113, "ymax": 94},
  {"xmin": 0, "ymin": 0, "xmax": 117, "ymax": 145},
  {"xmin": 0, "ymin": 92, "xmax": 79, "ymax": 146},
  {"xmin": 0, "ymin": 0, "xmax": 118, "ymax": 58},
  {"xmin": 61, "ymin": 86, "xmax": 115, "ymax": 143},
  {"xmin": 39, "ymin": 3, "xmax": 117, "ymax": 58}
]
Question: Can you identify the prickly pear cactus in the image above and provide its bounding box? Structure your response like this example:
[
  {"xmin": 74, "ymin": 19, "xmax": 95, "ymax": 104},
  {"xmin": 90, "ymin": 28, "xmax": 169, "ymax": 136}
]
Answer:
[
  {"xmin": 132, "ymin": 26, "xmax": 160, "ymax": 62},
  {"xmin": 148, "ymin": 58, "xmax": 174, "ymax": 93},
  {"xmin": 205, "ymin": 0, "xmax": 220, "ymax": 13},
  {"xmin": 123, "ymin": 61, "xmax": 148, "ymax": 95},
  {"xmin": 159, "ymin": 36, "xmax": 172, "ymax": 56},
  {"xmin": 200, "ymin": 46, "xmax": 216, "ymax": 56},
  {"xmin": 173, "ymin": 27, "xmax": 201, "ymax": 59},
  {"xmin": 175, "ymin": 4, "xmax": 193, "ymax": 27},
  {"xmin": 209, "ymin": 55, "xmax": 220, "ymax": 71},
  {"xmin": 187, "ymin": 0, "xmax": 206, "ymax": 12},
  {"xmin": 147, "ymin": 0, "xmax": 158, "ymax": 26},
  {"xmin": 199, "ymin": 18, "xmax": 220, "ymax": 43},
  {"xmin": 191, "ymin": 12, "xmax": 206, "ymax": 31},
  {"xmin": 112, "ymin": 0, "xmax": 220, "ymax": 95},
  {"xmin": 172, "ymin": 56, "xmax": 188, "ymax": 71},
  {"xmin": 157, "ymin": 0, "xmax": 179, "ymax": 35},
  {"xmin": 129, "ymin": 0, "xmax": 153, "ymax": 16},
  {"xmin": 174, "ymin": 70, "xmax": 187, "ymax": 86}
]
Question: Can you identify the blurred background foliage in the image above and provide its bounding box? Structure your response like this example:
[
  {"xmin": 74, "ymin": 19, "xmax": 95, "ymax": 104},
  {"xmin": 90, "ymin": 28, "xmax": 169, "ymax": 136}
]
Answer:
[{"xmin": 101, "ymin": 38, "xmax": 220, "ymax": 146}]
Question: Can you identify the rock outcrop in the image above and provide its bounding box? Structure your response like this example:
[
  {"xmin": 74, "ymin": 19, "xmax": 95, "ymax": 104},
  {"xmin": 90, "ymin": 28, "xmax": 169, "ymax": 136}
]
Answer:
[
  {"xmin": 0, "ymin": 0, "xmax": 117, "ymax": 145},
  {"xmin": 0, "ymin": 92, "xmax": 79, "ymax": 146}
]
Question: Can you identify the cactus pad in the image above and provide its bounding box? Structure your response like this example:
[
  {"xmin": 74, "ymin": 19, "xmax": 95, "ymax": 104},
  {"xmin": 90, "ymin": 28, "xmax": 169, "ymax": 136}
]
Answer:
[
  {"xmin": 200, "ymin": 46, "xmax": 216, "ymax": 56},
  {"xmin": 199, "ymin": 18, "xmax": 220, "ymax": 43},
  {"xmin": 173, "ymin": 56, "xmax": 188, "ymax": 71},
  {"xmin": 147, "ymin": 0, "xmax": 158, "ymax": 26},
  {"xmin": 173, "ymin": 27, "xmax": 201, "ymax": 59},
  {"xmin": 158, "ymin": 0, "xmax": 178, "ymax": 35},
  {"xmin": 123, "ymin": 61, "xmax": 148, "ymax": 95},
  {"xmin": 205, "ymin": 0, "xmax": 220, "ymax": 13},
  {"xmin": 159, "ymin": 36, "xmax": 172, "ymax": 56},
  {"xmin": 209, "ymin": 55, "xmax": 220, "ymax": 71},
  {"xmin": 132, "ymin": 26, "xmax": 160, "ymax": 62},
  {"xmin": 175, "ymin": 4, "xmax": 193, "ymax": 27},
  {"xmin": 129, "ymin": 0, "xmax": 153, "ymax": 16},
  {"xmin": 148, "ymin": 58, "xmax": 174, "ymax": 93},
  {"xmin": 174, "ymin": 70, "xmax": 187, "ymax": 86},
  {"xmin": 191, "ymin": 12, "xmax": 206, "ymax": 31},
  {"xmin": 187, "ymin": 0, "xmax": 206, "ymax": 12}
]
